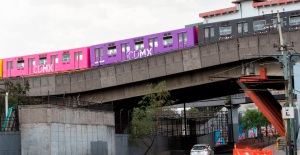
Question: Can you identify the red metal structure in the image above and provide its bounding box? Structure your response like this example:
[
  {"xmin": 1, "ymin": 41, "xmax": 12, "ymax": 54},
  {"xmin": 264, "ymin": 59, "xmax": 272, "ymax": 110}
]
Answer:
[{"xmin": 238, "ymin": 68, "xmax": 285, "ymax": 136}]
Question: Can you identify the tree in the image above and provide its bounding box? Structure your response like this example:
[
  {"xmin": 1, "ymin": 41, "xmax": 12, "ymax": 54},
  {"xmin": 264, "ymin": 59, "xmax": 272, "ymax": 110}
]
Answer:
[
  {"xmin": 130, "ymin": 81, "xmax": 175, "ymax": 155},
  {"xmin": 241, "ymin": 109, "xmax": 270, "ymax": 138},
  {"xmin": 0, "ymin": 80, "xmax": 30, "ymax": 114},
  {"xmin": 187, "ymin": 107, "xmax": 199, "ymax": 113}
]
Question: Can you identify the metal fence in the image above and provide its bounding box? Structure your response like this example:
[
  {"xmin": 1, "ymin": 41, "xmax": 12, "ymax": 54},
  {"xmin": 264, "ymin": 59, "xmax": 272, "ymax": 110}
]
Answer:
[
  {"xmin": 0, "ymin": 110, "xmax": 19, "ymax": 132},
  {"xmin": 157, "ymin": 109, "xmax": 229, "ymax": 138}
]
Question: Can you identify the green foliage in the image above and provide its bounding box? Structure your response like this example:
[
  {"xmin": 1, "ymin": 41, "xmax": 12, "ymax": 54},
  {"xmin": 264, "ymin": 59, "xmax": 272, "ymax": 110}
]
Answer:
[
  {"xmin": 0, "ymin": 80, "xmax": 30, "ymax": 114},
  {"xmin": 0, "ymin": 95, "xmax": 18, "ymax": 114},
  {"xmin": 130, "ymin": 81, "xmax": 175, "ymax": 155},
  {"xmin": 187, "ymin": 107, "xmax": 199, "ymax": 113},
  {"xmin": 196, "ymin": 106, "xmax": 223, "ymax": 113},
  {"xmin": 241, "ymin": 109, "xmax": 270, "ymax": 131},
  {"xmin": 5, "ymin": 80, "xmax": 30, "ymax": 96}
]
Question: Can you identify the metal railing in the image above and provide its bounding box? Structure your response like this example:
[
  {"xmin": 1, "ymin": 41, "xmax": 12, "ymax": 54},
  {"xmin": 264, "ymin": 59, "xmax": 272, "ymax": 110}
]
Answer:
[{"xmin": 0, "ymin": 109, "xmax": 19, "ymax": 132}]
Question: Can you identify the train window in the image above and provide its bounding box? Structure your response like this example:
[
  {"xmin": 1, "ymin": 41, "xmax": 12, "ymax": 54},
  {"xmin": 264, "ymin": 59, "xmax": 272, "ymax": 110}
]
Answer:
[
  {"xmin": 135, "ymin": 41, "xmax": 144, "ymax": 50},
  {"xmin": 272, "ymin": 18, "xmax": 284, "ymax": 29},
  {"xmin": 163, "ymin": 35, "xmax": 173, "ymax": 45},
  {"xmin": 289, "ymin": 16, "xmax": 300, "ymax": 26},
  {"xmin": 17, "ymin": 60, "xmax": 24, "ymax": 68},
  {"xmin": 179, "ymin": 32, "xmax": 188, "ymax": 43},
  {"xmin": 149, "ymin": 38, "xmax": 158, "ymax": 47},
  {"xmin": 219, "ymin": 25, "xmax": 232, "ymax": 36},
  {"xmin": 184, "ymin": 33, "xmax": 188, "ymax": 42},
  {"xmin": 253, "ymin": 20, "xmax": 266, "ymax": 31},
  {"xmin": 210, "ymin": 28, "xmax": 214, "ymax": 37},
  {"xmin": 39, "ymin": 57, "xmax": 47, "ymax": 65},
  {"xmin": 244, "ymin": 23, "xmax": 248, "ymax": 32},
  {"xmin": 7, "ymin": 61, "xmax": 13, "ymax": 69},
  {"xmin": 51, "ymin": 55, "xmax": 58, "ymax": 64},
  {"xmin": 62, "ymin": 53, "xmax": 70, "ymax": 62},
  {"xmin": 205, "ymin": 28, "xmax": 209, "ymax": 38},
  {"xmin": 107, "ymin": 46, "xmax": 117, "ymax": 56},
  {"xmin": 121, "ymin": 43, "xmax": 130, "ymax": 52}
]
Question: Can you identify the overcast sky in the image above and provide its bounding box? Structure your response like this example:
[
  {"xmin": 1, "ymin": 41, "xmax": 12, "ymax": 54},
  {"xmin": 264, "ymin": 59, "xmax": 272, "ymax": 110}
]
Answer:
[{"xmin": 0, "ymin": 0, "xmax": 233, "ymax": 58}]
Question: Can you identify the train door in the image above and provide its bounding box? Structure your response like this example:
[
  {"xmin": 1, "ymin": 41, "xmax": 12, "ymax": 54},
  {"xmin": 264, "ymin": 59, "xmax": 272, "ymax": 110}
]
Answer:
[
  {"xmin": 178, "ymin": 32, "xmax": 187, "ymax": 49},
  {"xmin": 51, "ymin": 55, "xmax": 58, "ymax": 71},
  {"xmin": 148, "ymin": 38, "xmax": 158, "ymax": 54},
  {"xmin": 121, "ymin": 43, "xmax": 130, "ymax": 61},
  {"xmin": 6, "ymin": 61, "xmax": 13, "ymax": 77},
  {"xmin": 236, "ymin": 22, "xmax": 248, "ymax": 37},
  {"xmin": 271, "ymin": 17, "xmax": 285, "ymax": 31},
  {"xmin": 94, "ymin": 47, "xmax": 103, "ymax": 66},
  {"xmin": 28, "ymin": 58, "xmax": 35, "ymax": 75},
  {"xmin": 203, "ymin": 26, "xmax": 214, "ymax": 43},
  {"xmin": 74, "ymin": 51, "xmax": 82, "ymax": 69}
]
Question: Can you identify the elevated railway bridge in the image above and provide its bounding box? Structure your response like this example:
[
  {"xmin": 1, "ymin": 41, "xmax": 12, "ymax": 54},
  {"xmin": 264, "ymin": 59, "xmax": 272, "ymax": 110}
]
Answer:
[{"xmin": 1, "ymin": 30, "xmax": 300, "ymax": 142}]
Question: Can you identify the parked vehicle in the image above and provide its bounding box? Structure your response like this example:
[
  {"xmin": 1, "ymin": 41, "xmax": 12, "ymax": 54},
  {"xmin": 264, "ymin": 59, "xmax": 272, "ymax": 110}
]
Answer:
[{"xmin": 190, "ymin": 144, "xmax": 213, "ymax": 155}]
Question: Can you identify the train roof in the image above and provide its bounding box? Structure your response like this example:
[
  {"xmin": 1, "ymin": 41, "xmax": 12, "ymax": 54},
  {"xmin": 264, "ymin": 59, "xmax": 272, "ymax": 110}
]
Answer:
[
  {"xmin": 2, "ymin": 46, "xmax": 89, "ymax": 60},
  {"xmin": 90, "ymin": 27, "xmax": 194, "ymax": 47}
]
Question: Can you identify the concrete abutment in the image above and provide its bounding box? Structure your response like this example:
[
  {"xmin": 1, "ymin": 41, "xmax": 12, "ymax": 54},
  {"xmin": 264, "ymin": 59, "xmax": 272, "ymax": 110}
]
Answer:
[{"xmin": 19, "ymin": 104, "xmax": 115, "ymax": 155}]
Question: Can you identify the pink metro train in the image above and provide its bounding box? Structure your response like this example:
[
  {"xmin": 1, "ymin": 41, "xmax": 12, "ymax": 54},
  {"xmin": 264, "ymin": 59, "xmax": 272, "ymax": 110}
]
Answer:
[
  {"xmin": 1, "ymin": 8, "xmax": 300, "ymax": 78},
  {"xmin": 0, "ymin": 26, "xmax": 198, "ymax": 78}
]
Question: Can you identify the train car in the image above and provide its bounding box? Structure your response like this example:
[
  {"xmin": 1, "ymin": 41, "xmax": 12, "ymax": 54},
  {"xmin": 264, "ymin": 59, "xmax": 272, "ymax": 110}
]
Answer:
[
  {"xmin": 198, "ymin": 10, "xmax": 300, "ymax": 45},
  {"xmin": 90, "ymin": 27, "xmax": 198, "ymax": 67},
  {"xmin": 0, "ymin": 59, "xmax": 2, "ymax": 78},
  {"xmin": 286, "ymin": 10, "xmax": 300, "ymax": 30},
  {"xmin": 2, "ymin": 47, "xmax": 90, "ymax": 78}
]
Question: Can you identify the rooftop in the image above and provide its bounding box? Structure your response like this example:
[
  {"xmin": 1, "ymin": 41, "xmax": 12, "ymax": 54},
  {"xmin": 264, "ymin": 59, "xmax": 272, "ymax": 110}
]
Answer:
[{"xmin": 199, "ymin": 0, "xmax": 299, "ymax": 18}]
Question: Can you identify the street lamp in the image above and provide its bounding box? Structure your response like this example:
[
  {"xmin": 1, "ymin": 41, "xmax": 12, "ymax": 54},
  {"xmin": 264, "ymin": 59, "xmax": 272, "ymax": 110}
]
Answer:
[
  {"xmin": 128, "ymin": 109, "xmax": 132, "ymax": 133},
  {"xmin": 120, "ymin": 108, "xmax": 123, "ymax": 133},
  {"xmin": 5, "ymin": 92, "xmax": 8, "ymax": 117}
]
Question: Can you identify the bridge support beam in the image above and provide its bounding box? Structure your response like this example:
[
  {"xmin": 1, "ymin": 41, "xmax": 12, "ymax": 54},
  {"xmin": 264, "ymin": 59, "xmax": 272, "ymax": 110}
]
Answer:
[
  {"xmin": 226, "ymin": 104, "xmax": 240, "ymax": 143},
  {"xmin": 238, "ymin": 68, "xmax": 285, "ymax": 136}
]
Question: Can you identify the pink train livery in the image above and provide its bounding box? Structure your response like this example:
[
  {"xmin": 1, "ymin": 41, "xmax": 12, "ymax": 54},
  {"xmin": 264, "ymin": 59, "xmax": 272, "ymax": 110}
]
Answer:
[
  {"xmin": 0, "ymin": 59, "xmax": 2, "ymax": 78},
  {"xmin": 2, "ymin": 47, "xmax": 90, "ymax": 78}
]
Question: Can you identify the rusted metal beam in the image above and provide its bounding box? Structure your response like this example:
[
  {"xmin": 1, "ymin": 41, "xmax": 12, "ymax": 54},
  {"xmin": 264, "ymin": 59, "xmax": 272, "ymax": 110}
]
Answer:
[{"xmin": 238, "ymin": 67, "xmax": 285, "ymax": 136}]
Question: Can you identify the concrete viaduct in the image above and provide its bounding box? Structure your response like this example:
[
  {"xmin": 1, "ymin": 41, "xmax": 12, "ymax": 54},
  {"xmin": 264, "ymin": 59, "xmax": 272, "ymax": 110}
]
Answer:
[
  {"xmin": 0, "ymin": 30, "xmax": 299, "ymax": 140},
  {"xmin": 2, "ymin": 30, "xmax": 300, "ymax": 106}
]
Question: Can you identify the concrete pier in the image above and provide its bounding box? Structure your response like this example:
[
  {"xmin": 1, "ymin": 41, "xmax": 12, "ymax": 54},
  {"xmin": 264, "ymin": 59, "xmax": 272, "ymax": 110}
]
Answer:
[{"xmin": 19, "ymin": 104, "xmax": 115, "ymax": 155}]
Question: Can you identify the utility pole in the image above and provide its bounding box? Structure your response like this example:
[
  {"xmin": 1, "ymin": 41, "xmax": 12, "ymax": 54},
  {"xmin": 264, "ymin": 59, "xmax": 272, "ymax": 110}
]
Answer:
[
  {"xmin": 275, "ymin": 10, "xmax": 300, "ymax": 155},
  {"xmin": 255, "ymin": 11, "xmax": 299, "ymax": 155},
  {"xmin": 275, "ymin": 11, "xmax": 297, "ymax": 155}
]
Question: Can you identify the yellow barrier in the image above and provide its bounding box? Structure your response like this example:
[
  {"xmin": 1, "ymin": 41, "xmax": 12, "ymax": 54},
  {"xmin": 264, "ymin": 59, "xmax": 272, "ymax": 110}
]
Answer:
[{"xmin": 276, "ymin": 136, "xmax": 286, "ymax": 150}]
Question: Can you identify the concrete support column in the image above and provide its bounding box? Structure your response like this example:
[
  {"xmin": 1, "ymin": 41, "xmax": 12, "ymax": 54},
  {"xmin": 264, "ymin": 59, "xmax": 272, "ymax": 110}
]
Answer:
[{"xmin": 226, "ymin": 104, "xmax": 240, "ymax": 143}]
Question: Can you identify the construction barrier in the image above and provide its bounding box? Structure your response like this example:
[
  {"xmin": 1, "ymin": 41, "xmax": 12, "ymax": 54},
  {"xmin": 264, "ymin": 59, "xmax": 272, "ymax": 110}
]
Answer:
[{"xmin": 233, "ymin": 149, "xmax": 273, "ymax": 155}]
